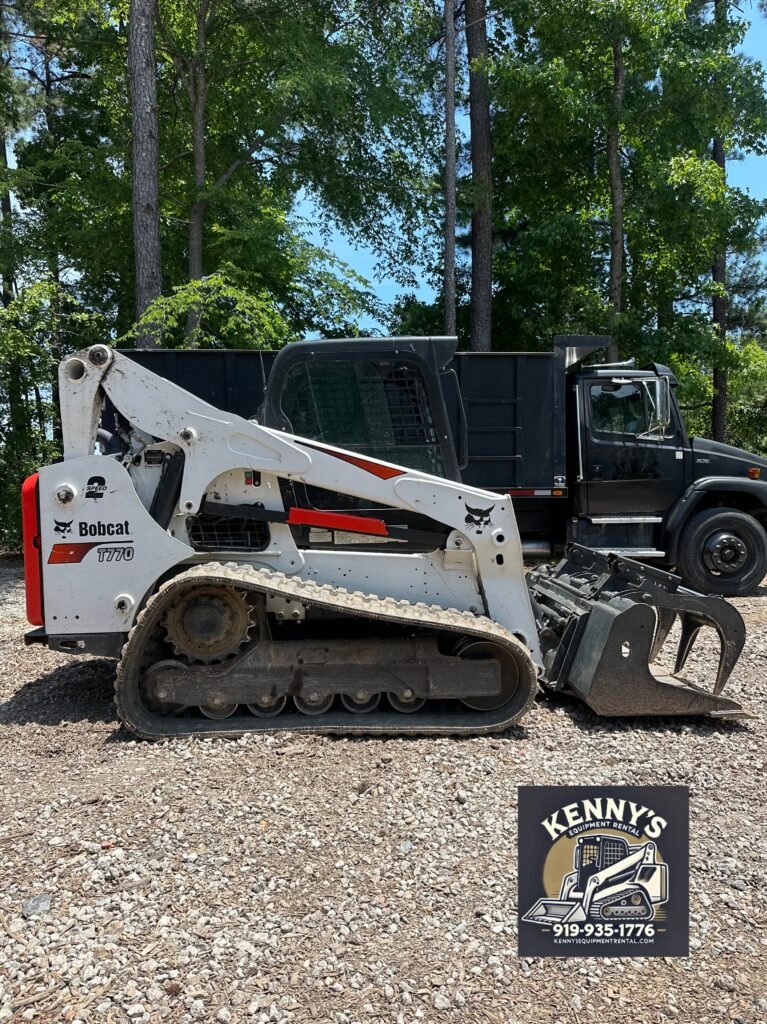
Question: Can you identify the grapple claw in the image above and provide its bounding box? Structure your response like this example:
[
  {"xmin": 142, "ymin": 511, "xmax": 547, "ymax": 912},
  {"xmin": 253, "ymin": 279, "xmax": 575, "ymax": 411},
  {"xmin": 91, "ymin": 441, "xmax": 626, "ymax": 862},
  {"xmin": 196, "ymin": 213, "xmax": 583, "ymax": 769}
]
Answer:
[
  {"xmin": 650, "ymin": 607, "xmax": 676, "ymax": 663},
  {"xmin": 527, "ymin": 544, "xmax": 747, "ymax": 719},
  {"xmin": 674, "ymin": 614, "xmax": 702, "ymax": 677}
]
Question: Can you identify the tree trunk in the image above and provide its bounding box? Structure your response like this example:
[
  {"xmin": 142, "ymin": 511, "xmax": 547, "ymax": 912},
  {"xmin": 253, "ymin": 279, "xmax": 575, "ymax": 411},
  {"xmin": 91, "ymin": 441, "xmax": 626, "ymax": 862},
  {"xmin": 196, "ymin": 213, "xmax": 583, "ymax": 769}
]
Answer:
[
  {"xmin": 711, "ymin": 137, "xmax": 727, "ymax": 442},
  {"xmin": 128, "ymin": 0, "xmax": 162, "ymax": 342},
  {"xmin": 188, "ymin": 4, "xmax": 210, "ymax": 283},
  {"xmin": 183, "ymin": 3, "xmax": 211, "ymax": 339},
  {"xmin": 606, "ymin": 36, "xmax": 625, "ymax": 364},
  {"xmin": 443, "ymin": 0, "xmax": 457, "ymax": 338},
  {"xmin": 711, "ymin": 0, "xmax": 727, "ymax": 443},
  {"xmin": 465, "ymin": 0, "xmax": 492, "ymax": 352},
  {"xmin": 0, "ymin": 129, "xmax": 14, "ymax": 308},
  {"xmin": 0, "ymin": 4, "xmax": 11, "ymax": 308}
]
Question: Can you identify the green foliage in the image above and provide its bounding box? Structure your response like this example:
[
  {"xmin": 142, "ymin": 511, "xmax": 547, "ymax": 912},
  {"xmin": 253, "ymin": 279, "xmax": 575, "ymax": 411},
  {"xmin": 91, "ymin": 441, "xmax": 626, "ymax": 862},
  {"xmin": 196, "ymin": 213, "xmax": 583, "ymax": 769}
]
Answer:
[
  {"xmin": 119, "ymin": 274, "xmax": 294, "ymax": 350},
  {"xmin": 2, "ymin": 0, "xmax": 767, "ymax": 554},
  {"xmin": 0, "ymin": 284, "xmax": 105, "ymax": 549},
  {"xmin": 673, "ymin": 340, "xmax": 767, "ymax": 453}
]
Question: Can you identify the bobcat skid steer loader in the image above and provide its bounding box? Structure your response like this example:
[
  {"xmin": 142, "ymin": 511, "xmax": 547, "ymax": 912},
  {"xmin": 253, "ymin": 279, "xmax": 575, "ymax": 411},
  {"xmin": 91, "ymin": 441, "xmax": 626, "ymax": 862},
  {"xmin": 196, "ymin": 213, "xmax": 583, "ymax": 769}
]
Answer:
[
  {"xmin": 522, "ymin": 834, "xmax": 668, "ymax": 925},
  {"xmin": 21, "ymin": 346, "xmax": 747, "ymax": 738}
]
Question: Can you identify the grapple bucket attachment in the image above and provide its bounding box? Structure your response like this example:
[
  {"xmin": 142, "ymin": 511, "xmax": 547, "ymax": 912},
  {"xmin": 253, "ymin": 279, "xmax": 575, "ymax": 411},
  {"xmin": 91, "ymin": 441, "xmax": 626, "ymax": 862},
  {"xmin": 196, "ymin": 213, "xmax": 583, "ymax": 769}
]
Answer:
[{"xmin": 527, "ymin": 545, "xmax": 748, "ymax": 720}]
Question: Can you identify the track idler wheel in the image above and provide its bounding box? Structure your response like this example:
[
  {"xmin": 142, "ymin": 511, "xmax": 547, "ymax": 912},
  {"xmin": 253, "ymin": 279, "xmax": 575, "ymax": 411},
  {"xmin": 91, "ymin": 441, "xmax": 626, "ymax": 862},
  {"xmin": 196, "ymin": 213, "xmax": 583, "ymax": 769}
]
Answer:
[
  {"xmin": 387, "ymin": 691, "xmax": 426, "ymax": 714},
  {"xmin": 199, "ymin": 701, "xmax": 238, "ymax": 720},
  {"xmin": 340, "ymin": 692, "xmax": 381, "ymax": 714},
  {"xmin": 456, "ymin": 639, "xmax": 535, "ymax": 718}
]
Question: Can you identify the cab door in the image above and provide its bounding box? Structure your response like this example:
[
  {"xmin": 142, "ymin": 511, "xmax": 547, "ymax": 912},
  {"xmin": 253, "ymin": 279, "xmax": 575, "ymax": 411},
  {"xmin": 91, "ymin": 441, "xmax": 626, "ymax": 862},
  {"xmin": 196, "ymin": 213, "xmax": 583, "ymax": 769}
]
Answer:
[{"xmin": 583, "ymin": 377, "xmax": 686, "ymax": 515}]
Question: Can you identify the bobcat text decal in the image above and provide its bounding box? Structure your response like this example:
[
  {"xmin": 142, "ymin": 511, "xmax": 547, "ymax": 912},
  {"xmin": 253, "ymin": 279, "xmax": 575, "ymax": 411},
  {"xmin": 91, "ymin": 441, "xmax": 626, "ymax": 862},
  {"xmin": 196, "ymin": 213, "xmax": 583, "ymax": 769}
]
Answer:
[{"xmin": 78, "ymin": 520, "xmax": 131, "ymax": 537}]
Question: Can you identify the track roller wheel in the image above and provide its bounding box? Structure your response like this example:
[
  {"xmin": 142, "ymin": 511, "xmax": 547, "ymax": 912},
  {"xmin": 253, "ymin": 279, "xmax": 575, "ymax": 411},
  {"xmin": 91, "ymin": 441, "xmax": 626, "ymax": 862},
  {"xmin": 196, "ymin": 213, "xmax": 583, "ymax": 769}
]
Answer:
[
  {"xmin": 388, "ymin": 691, "xmax": 426, "ymax": 714},
  {"xmin": 455, "ymin": 638, "xmax": 534, "ymax": 716},
  {"xmin": 199, "ymin": 701, "xmax": 238, "ymax": 720},
  {"xmin": 295, "ymin": 692, "xmax": 333, "ymax": 716},
  {"xmin": 247, "ymin": 695, "xmax": 287, "ymax": 717},
  {"xmin": 340, "ymin": 692, "xmax": 381, "ymax": 714}
]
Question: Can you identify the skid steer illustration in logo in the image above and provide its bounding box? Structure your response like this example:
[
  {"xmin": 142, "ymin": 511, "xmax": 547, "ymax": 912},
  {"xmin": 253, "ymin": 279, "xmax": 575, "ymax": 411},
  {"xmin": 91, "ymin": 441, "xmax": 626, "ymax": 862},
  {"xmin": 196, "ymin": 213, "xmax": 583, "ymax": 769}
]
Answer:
[{"xmin": 523, "ymin": 833, "xmax": 669, "ymax": 926}]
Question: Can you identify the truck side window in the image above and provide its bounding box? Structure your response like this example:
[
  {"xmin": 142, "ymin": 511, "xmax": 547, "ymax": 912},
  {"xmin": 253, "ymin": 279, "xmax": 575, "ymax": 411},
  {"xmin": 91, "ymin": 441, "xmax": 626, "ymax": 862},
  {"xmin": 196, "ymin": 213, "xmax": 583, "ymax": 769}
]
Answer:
[
  {"xmin": 590, "ymin": 380, "xmax": 676, "ymax": 439},
  {"xmin": 589, "ymin": 383, "xmax": 650, "ymax": 436}
]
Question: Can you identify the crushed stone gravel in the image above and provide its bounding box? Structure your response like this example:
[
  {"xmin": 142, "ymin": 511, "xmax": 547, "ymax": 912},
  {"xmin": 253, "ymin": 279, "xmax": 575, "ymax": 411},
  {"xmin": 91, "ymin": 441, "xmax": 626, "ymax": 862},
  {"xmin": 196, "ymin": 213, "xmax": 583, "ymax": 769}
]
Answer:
[{"xmin": 1, "ymin": 557, "xmax": 765, "ymax": 1023}]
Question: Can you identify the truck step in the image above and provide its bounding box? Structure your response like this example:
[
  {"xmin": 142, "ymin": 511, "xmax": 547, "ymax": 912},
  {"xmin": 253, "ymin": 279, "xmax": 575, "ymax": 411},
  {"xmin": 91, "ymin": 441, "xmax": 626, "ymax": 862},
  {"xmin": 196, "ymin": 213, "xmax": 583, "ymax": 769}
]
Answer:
[
  {"xmin": 590, "ymin": 547, "xmax": 666, "ymax": 558},
  {"xmin": 588, "ymin": 516, "xmax": 663, "ymax": 524}
]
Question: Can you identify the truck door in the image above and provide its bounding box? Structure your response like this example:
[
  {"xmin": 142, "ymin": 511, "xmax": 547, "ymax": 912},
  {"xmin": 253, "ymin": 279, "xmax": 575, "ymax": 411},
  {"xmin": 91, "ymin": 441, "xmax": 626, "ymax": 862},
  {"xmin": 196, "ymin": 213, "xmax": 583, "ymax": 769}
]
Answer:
[{"xmin": 582, "ymin": 376, "xmax": 686, "ymax": 515}]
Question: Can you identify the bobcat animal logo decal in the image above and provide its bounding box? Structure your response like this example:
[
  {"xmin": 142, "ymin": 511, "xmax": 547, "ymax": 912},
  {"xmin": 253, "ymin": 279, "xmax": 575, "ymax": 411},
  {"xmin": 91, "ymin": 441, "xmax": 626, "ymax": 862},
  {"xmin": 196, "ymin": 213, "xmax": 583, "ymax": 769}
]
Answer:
[
  {"xmin": 464, "ymin": 503, "xmax": 494, "ymax": 534},
  {"xmin": 53, "ymin": 519, "xmax": 73, "ymax": 537}
]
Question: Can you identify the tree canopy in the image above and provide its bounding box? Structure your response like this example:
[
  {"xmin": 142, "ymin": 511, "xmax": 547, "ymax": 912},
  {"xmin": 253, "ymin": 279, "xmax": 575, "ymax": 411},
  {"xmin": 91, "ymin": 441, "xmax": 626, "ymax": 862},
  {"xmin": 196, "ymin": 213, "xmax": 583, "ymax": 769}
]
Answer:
[{"xmin": 1, "ymin": 0, "xmax": 766, "ymax": 547}]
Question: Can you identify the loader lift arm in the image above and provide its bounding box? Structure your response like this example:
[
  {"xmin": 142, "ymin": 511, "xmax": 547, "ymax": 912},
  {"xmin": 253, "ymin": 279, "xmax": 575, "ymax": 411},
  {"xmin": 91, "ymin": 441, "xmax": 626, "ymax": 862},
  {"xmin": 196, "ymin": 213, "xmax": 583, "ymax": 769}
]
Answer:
[{"xmin": 22, "ymin": 344, "xmax": 748, "ymax": 738}]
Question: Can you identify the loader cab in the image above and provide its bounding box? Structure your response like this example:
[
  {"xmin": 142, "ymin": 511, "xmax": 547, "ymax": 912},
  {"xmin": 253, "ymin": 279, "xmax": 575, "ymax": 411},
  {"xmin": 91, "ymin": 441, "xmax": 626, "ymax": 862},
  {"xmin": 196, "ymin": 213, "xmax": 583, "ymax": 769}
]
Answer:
[
  {"xmin": 261, "ymin": 336, "xmax": 462, "ymax": 481},
  {"xmin": 570, "ymin": 365, "xmax": 690, "ymax": 552}
]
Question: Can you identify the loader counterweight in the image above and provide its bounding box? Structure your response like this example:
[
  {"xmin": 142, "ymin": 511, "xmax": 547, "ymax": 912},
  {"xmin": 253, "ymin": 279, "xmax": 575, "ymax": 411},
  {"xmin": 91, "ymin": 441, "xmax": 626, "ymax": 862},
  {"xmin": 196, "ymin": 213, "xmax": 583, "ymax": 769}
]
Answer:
[{"xmin": 21, "ymin": 472, "xmax": 43, "ymax": 627}]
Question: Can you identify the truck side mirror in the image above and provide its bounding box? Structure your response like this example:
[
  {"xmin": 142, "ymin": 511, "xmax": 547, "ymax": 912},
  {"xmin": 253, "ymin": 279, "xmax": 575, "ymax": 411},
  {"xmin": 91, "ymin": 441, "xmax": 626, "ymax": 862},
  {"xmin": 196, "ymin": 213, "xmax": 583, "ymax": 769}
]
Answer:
[
  {"xmin": 639, "ymin": 377, "xmax": 672, "ymax": 438},
  {"xmin": 657, "ymin": 377, "xmax": 671, "ymax": 433}
]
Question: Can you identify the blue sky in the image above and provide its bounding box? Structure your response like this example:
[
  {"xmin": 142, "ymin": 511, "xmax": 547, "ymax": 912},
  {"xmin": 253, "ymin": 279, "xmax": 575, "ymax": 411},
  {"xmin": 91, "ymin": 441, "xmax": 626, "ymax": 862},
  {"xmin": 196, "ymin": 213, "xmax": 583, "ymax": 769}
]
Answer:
[{"xmin": 303, "ymin": 8, "xmax": 767, "ymax": 333}]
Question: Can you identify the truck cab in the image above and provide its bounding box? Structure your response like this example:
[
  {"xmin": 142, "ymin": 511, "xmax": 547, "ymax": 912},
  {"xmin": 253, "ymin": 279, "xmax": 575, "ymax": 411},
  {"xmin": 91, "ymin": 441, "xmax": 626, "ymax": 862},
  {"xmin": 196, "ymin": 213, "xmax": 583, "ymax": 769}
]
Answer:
[{"xmin": 568, "ymin": 360, "xmax": 767, "ymax": 594}]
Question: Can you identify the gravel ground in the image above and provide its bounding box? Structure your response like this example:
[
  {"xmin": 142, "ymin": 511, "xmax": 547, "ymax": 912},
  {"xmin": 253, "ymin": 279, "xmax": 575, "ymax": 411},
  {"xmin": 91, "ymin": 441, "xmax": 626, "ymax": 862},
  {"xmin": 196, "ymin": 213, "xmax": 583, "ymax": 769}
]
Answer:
[{"xmin": 1, "ymin": 557, "xmax": 766, "ymax": 1024}]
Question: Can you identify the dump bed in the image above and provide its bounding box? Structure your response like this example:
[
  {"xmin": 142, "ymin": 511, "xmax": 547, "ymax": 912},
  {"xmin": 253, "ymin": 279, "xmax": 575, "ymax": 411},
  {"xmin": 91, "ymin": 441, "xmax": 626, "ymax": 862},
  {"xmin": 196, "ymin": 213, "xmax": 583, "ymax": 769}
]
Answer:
[
  {"xmin": 122, "ymin": 340, "xmax": 572, "ymax": 493},
  {"xmin": 449, "ymin": 351, "xmax": 566, "ymax": 491},
  {"xmin": 123, "ymin": 348, "xmax": 277, "ymax": 420}
]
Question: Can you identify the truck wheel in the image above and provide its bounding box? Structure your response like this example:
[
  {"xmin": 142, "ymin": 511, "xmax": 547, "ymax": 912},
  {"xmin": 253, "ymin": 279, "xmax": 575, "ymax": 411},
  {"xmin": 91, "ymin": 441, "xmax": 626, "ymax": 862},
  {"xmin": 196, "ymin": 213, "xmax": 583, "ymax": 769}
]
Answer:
[{"xmin": 677, "ymin": 508, "xmax": 767, "ymax": 596}]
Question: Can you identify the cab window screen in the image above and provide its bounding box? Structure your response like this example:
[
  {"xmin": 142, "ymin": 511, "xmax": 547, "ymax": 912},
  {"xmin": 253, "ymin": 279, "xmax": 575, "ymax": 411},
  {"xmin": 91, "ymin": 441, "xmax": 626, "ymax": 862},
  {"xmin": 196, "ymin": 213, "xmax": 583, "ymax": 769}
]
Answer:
[
  {"xmin": 590, "ymin": 383, "xmax": 650, "ymax": 436},
  {"xmin": 281, "ymin": 360, "xmax": 445, "ymax": 476}
]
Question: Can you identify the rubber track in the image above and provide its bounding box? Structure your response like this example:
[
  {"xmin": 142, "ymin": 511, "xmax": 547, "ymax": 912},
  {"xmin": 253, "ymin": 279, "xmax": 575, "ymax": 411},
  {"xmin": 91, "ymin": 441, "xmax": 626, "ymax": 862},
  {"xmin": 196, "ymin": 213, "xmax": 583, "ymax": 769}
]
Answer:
[{"xmin": 115, "ymin": 561, "xmax": 539, "ymax": 739}]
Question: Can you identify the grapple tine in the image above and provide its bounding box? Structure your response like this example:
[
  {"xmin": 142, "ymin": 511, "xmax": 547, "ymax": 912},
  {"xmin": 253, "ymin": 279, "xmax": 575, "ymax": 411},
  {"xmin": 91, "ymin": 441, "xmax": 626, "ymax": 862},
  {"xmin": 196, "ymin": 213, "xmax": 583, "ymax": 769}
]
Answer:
[
  {"xmin": 650, "ymin": 607, "xmax": 677, "ymax": 663},
  {"xmin": 674, "ymin": 614, "xmax": 702, "ymax": 677},
  {"xmin": 527, "ymin": 544, "xmax": 748, "ymax": 719}
]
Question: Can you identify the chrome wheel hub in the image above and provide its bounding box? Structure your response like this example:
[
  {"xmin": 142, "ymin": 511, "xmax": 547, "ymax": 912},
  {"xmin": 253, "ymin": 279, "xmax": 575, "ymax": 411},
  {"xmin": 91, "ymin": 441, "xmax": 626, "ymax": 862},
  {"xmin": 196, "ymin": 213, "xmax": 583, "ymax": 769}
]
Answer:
[{"xmin": 702, "ymin": 531, "xmax": 748, "ymax": 575}]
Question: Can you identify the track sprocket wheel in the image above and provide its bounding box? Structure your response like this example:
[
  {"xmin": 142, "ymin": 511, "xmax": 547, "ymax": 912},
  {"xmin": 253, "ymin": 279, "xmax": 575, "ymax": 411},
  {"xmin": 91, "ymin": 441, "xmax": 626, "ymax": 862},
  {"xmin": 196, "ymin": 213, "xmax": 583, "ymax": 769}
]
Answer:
[{"xmin": 163, "ymin": 584, "xmax": 254, "ymax": 664}]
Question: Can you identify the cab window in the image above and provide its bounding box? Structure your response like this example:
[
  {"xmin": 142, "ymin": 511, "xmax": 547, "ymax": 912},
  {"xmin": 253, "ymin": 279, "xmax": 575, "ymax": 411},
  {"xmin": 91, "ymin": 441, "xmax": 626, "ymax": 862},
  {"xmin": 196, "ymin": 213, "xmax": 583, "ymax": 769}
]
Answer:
[
  {"xmin": 590, "ymin": 383, "xmax": 648, "ymax": 435},
  {"xmin": 589, "ymin": 381, "xmax": 674, "ymax": 439}
]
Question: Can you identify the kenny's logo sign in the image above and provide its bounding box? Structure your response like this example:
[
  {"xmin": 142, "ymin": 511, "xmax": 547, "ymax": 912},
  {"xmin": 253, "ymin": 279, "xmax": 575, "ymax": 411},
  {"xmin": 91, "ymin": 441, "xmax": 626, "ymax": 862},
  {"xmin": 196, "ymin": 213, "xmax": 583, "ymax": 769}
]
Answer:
[{"xmin": 517, "ymin": 785, "xmax": 689, "ymax": 957}]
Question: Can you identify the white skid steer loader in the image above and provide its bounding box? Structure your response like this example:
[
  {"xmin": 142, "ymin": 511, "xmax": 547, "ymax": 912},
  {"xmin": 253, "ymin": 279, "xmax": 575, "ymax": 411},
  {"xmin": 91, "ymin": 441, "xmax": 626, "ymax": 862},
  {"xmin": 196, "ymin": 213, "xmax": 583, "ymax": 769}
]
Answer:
[
  {"xmin": 522, "ymin": 834, "xmax": 668, "ymax": 925},
  {"xmin": 21, "ymin": 346, "xmax": 747, "ymax": 738}
]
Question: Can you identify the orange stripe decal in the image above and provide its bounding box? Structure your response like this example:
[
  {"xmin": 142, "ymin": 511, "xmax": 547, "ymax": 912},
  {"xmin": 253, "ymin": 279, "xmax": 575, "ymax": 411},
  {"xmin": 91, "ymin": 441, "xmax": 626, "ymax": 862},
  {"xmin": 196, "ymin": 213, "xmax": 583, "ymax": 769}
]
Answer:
[
  {"xmin": 287, "ymin": 508, "xmax": 389, "ymax": 537},
  {"xmin": 299, "ymin": 441, "xmax": 405, "ymax": 480}
]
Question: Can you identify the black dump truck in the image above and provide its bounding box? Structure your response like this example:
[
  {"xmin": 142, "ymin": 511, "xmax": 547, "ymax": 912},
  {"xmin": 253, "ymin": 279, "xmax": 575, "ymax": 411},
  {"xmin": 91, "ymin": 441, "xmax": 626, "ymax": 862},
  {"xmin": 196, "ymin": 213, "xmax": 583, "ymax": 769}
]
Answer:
[{"xmin": 124, "ymin": 335, "xmax": 767, "ymax": 596}]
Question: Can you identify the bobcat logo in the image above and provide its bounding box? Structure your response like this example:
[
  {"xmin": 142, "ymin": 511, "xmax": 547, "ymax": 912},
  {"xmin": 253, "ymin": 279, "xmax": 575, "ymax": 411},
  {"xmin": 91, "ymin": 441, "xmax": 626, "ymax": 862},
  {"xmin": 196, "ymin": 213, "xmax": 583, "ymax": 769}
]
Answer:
[
  {"xmin": 464, "ymin": 503, "xmax": 494, "ymax": 534},
  {"xmin": 54, "ymin": 519, "xmax": 73, "ymax": 537}
]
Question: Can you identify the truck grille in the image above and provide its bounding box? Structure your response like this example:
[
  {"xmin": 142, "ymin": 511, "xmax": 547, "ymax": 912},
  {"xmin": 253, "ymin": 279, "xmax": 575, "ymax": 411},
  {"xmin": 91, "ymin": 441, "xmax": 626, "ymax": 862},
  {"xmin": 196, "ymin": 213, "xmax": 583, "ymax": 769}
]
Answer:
[{"xmin": 187, "ymin": 511, "xmax": 270, "ymax": 552}]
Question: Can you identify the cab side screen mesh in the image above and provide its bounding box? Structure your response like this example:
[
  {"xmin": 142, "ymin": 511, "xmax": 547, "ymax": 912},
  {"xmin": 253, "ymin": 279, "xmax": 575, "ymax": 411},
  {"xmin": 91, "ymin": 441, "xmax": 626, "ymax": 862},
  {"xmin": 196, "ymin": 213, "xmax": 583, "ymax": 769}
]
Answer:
[{"xmin": 281, "ymin": 360, "xmax": 445, "ymax": 477}]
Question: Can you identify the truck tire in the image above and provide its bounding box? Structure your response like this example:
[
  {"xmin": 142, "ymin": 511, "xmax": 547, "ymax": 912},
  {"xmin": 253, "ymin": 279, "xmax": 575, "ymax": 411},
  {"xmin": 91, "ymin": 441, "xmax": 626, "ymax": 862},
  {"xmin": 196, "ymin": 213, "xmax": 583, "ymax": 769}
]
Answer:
[{"xmin": 676, "ymin": 508, "xmax": 767, "ymax": 596}]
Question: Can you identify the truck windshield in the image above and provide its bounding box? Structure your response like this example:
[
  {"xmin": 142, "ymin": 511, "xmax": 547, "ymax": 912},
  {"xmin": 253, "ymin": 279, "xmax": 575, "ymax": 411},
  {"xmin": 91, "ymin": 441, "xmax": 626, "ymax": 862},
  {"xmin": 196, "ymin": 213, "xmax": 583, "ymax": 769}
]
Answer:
[{"xmin": 590, "ymin": 381, "xmax": 673, "ymax": 439}]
